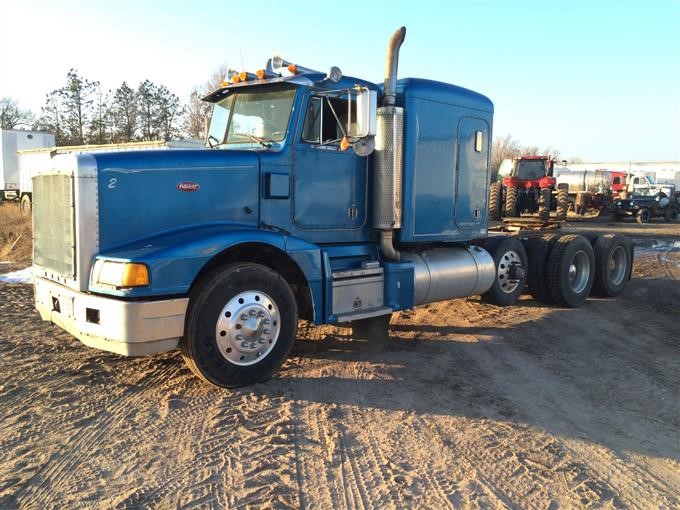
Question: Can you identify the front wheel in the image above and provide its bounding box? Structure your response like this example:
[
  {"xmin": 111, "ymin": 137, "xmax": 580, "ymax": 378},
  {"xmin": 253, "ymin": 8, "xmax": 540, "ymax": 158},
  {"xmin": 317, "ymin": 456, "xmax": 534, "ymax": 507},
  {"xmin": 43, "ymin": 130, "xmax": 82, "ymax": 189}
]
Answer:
[
  {"xmin": 636, "ymin": 208, "xmax": 651, "ymax": 223},
  {"xmin": 181, "ymin": 263, "xmax": 298, "ymax": 388}
]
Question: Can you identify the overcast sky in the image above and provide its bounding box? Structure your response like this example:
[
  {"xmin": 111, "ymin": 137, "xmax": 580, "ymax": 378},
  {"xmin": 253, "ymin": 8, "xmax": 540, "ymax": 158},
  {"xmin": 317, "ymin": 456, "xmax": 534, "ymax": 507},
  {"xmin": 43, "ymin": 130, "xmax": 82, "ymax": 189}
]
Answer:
[{"xmin": 1, "ymin": 0, "xmax": 678, "ymax": 162}]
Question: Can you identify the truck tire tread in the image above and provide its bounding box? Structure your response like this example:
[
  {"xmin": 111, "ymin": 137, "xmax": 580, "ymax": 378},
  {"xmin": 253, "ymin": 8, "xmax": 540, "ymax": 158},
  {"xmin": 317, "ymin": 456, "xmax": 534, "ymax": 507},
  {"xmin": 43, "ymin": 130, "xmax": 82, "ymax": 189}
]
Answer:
[{"xmin": 546, "ymin": 235, "xmax": 595, "ymax": 307}]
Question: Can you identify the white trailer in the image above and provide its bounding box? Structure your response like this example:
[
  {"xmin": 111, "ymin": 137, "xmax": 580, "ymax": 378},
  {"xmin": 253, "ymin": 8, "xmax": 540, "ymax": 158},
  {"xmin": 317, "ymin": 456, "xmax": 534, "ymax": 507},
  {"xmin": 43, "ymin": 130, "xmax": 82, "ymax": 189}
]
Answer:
[
  {"xmin": 0, "ymin": 129, "xmax": 55, "ymax": 202},
  {"xmin": 17, "ymin": 139, "xmax": 204, "ymax": 214}
]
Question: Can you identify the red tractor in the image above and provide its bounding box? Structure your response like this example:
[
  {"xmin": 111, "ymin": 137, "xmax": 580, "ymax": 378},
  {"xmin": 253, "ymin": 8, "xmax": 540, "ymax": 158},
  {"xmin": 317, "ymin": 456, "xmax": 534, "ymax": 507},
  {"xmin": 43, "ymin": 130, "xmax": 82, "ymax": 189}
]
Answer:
[{"xmin": 490, "ymin": 155, "xmax": 569, "ymax": 222}]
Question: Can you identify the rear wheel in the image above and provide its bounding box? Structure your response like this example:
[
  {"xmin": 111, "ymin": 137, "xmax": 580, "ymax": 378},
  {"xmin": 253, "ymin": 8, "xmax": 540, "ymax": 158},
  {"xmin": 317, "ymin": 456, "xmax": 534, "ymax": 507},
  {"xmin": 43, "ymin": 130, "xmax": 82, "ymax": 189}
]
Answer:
[
  {"xmin": 527, "ymin": 234, "xmax": 560, "ymax": 303},
  {"xmin": 181, "ymin": 263, "xmax": 298, "ymax": 388},
  {"xmin": 504, "ymin": 186, "xmax": 518, "ymax": 217},
  {"xmin": 547, "ymin": 235, "xmax": 595, "ymax": 307},
  {"xmin": 20, "ymin": 195, "xmax": 31, "ymax": 216},
  {"xmin": 538, "ymin": 188, "xmax": 551, "ymax": 222},
  {"xmin": 556, "ymin": 186, "xmax": 569, "ymax": 221},
  {"xmin": 591, "ymin": 234, "xmax": 630, "ymax": 297},
  {"xmin": 481, "ymin": 237, "xmax": 528, "ymax": 306},
  {"xmin": 636, "ymin": 208, "xmax": 651, "ymax": 223},
  {"xmin": 489, "ymin": 182, "xmax": 502, "ymax": 220}
]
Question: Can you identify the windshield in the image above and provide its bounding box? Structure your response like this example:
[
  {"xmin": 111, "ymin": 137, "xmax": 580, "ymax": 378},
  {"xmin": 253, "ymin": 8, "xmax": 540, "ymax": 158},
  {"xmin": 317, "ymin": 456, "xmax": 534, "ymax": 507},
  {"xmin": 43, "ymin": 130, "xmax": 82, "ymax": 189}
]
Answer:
[
  {"xmin": 207, "ymin": 86, "xmax": 296, "ymax": 148},
  {"xmin": 516, "ymin": 160, "xmax": 547, "ymax": 180}
]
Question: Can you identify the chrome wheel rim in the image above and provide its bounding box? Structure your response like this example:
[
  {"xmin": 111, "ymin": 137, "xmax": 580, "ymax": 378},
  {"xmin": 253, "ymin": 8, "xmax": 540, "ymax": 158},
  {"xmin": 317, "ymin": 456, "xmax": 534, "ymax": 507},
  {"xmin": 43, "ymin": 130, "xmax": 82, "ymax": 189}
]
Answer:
[
  {"xmin": 609, "ymin": 246, "xmax": 627, "ymax": 286},
  {"xmin": 215, "ymin": 291, "xmax": 281, "ymax": 366},
  {"xmin": 568, "ymin": 250, "xmax": 590, "ymax": 294},
  {"xmin": 497, "ymin": 250, "xmax": 521, "ymax": 294}
]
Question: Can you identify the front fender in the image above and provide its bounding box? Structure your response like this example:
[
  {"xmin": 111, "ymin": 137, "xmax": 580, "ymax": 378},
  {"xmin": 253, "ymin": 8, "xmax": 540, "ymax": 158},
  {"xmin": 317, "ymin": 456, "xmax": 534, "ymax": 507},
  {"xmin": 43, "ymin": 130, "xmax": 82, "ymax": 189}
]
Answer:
[{"xmin": 89, "ymin": 225, "xmax": 322, "ymax": 302}]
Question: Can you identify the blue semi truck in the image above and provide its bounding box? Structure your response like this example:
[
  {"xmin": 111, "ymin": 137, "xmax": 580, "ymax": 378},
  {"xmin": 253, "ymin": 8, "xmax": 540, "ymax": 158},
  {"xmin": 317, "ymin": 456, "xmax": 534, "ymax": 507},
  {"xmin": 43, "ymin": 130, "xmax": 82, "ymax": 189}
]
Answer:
[{"xmin": 32, "ymin": 28, "xmax": 632, "ymax": 387}]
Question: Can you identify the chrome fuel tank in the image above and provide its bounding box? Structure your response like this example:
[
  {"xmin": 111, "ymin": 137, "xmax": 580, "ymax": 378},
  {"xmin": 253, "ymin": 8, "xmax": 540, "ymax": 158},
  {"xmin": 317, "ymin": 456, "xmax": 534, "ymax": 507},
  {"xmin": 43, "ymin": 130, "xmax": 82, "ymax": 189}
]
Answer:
[{"xmin": 402, "ymin": 246, "xmax": 495, "ymax": 305}]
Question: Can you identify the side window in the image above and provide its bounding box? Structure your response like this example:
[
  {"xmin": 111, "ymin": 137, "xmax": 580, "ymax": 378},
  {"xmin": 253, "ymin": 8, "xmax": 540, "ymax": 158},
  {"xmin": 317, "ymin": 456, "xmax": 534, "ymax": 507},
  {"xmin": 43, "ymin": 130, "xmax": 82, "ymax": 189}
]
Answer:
[
  {"xmin": 302, "ymin": 97, "xmax": 322, "ymax": 143},
  {"xmin": 613, "ymin": 176, "xmax": 621, "ymax": 185},
  {"xmin": 301, "ymin": 95, "xmax": 357, "ymax": 145}
]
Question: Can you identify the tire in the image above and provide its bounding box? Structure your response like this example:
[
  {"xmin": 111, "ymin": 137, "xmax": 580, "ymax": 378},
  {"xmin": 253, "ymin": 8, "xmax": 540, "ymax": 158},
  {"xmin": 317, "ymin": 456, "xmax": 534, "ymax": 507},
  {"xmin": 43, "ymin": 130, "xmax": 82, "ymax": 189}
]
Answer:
[
  {"xmin": 671, "ymin": 207, "xmax": 679, "ymax": 221},
  {"xmin": 489, "ymin": 182, "xmax": 502, "ymax": 221},
  {"xmin": 481, "ymin": 237, "xmax": 528, "ymax": 306},
  {"xmin": 181, "ymin": 263, "xmax": 298, "ymax": 388},
  {"xmin": 20, "ymin": 195, "xmax": 31, "ymax": 216},
  {"xmin": 591, "ymin": 234, "xmax": 630, "ymax": 297},
  {"xmin": 351, "ymin": 314, "xmax": 392, "ymax": 341},
  {"xmin": 504, "ymin": 186, "xmax": 518, "ymax": 217},
  {"xmin": 556, "ymin": 187, "xmax": 569, "ymax": 221},
  {"xmin": 538, "ymin": 188, "xmax": 551, "ymax": 222},
  {"xmin": 613, "ymin": 212, "xmax": 624, "ymax": 222},
  {"xmin": 663, "ymin": 207, "xmax": 672, "ymax": 222},
  {"xmin": 527, "ymin": 234, "xmax": 560, "ymax": 303},
  {"xmin": 636, "ymin": 208, "xmax": 651, "ymax": 223},
  {"xmin": 546, "ymin": 235, "xmax": 595, "ymax": 307}
]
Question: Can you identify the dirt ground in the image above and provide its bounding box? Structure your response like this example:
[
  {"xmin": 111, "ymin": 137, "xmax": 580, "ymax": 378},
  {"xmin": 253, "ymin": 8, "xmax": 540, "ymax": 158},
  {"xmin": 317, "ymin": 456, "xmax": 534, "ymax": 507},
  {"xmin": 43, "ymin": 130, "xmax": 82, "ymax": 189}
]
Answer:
[{"xmin": 1, "ymin": 218, "xmax": 679, "ymax": 509}]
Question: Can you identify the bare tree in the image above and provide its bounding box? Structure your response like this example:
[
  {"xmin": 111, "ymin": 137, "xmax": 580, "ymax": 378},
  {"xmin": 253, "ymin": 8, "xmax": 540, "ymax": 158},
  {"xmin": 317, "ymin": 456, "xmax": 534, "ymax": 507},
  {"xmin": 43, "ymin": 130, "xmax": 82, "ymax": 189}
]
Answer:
[
  {"xmin": 184, "ymin": 65, "xmax": 229, "ymax": 140},
  {"xmin": 137, "ymin": 80, "xmax": 159, "ymax": 141},
  {"xmin": 35, "ymin": 90, "xmax": 67, "ymax": 145},
  {"xmin": 0, "ymin": 97, "xmax": 34, "ymax": 129},
  {"xmin": 111, "ymin": 82, "xmax": 138, "ymax": 142},
  {"xmin": 88, "ymin": 87, "xmax": 112, "ymax": 144},
  {"xmin": 491, "ymin": 134, "xmax": 521, "ymax": 176},
  {"xmin": 155, "ymin": 85, "xmax": 183, "ymax": 141},
  {"xmin": 59, "ymin": 69, "xmax": 99, "ymax": 145}
]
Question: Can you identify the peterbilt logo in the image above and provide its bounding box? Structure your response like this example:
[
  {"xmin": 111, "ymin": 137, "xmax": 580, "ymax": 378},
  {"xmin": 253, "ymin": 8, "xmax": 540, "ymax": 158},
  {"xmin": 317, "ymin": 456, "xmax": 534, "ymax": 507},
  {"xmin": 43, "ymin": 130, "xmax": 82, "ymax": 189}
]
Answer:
[{"xmin": 176, "ymin": 181, "xmax": 200, "ymax": 192}]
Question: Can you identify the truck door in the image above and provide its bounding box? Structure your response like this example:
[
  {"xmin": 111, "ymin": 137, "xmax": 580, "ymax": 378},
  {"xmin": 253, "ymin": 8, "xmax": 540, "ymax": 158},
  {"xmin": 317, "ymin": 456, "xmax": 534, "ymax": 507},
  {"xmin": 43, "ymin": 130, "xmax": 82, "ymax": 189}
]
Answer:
[
  {"xmin": 455, "ymin": 117, "xmax": 490, "ymax": 227},
  {"xmin": 292, "ymin": 94, "xmax": 367, "ymax": 231}
]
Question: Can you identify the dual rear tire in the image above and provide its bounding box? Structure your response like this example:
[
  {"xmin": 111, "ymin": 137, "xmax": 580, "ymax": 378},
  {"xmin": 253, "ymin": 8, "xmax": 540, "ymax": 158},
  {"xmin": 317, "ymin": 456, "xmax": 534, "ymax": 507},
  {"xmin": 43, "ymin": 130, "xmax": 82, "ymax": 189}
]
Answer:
[{"xmin": 526, "ymin": 233, "xmax": 631, "ymax": 307}]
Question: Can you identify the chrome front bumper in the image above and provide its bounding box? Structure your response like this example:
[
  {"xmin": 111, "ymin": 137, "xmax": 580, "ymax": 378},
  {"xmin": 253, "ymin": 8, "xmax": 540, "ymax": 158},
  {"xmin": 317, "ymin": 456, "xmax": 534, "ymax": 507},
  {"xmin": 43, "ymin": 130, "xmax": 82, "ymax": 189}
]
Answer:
[{"xmin": 34, "ymin": 276, "xmax": 189, "ymax": 356}]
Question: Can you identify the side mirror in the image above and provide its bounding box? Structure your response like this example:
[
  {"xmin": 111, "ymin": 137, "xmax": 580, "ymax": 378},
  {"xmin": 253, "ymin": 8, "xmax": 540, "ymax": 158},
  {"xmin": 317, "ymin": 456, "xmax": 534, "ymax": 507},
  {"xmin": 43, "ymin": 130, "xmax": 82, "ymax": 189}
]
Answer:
[{"xmin": 351, "ymin": 89, "xmax": 377, "ymax": 138}]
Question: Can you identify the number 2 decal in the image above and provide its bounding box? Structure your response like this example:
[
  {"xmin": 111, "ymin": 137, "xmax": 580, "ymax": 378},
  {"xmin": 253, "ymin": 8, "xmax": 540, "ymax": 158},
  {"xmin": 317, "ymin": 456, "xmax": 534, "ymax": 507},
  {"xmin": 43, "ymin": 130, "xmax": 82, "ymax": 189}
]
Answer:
[{"xmin": 108, "ymin": 178, "xmax": 117, "ymax": 189}]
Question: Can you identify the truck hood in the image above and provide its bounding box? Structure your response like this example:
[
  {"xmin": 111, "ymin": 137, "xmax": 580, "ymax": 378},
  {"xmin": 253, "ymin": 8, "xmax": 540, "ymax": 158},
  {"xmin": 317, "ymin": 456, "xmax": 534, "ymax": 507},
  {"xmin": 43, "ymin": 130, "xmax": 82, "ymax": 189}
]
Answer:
[{"xmin": 92, "ymin": 149, "xmax": 260, "ymax": 250}]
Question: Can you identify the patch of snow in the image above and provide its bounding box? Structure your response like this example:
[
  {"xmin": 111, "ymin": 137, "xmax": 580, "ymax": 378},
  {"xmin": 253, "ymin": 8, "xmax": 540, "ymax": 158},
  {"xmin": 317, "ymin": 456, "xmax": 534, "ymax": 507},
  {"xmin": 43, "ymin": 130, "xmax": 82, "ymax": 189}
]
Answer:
[{"xmin": 0, "ymin": 266, "xmax": 33, "ymax": 284}]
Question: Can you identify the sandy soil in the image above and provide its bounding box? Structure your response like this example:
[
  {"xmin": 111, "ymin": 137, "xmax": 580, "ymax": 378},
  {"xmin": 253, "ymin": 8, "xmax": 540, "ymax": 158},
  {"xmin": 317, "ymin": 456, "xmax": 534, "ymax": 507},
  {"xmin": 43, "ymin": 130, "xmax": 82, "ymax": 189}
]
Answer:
[{"xmin": 1, "ymin": 221, "xmax": 679, "ymax": 509}]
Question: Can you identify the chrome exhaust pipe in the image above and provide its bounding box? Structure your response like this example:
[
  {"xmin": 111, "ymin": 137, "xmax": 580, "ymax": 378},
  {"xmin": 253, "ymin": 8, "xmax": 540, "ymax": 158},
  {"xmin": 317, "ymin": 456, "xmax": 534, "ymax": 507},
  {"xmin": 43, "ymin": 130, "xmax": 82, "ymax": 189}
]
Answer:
[
  {"xmin": 383, "ymin": 26, "xmax": 406, "ymax": 107},
  {"xmin": 375, "ymin": 26, "xmax": 406, "ymax": 262}
]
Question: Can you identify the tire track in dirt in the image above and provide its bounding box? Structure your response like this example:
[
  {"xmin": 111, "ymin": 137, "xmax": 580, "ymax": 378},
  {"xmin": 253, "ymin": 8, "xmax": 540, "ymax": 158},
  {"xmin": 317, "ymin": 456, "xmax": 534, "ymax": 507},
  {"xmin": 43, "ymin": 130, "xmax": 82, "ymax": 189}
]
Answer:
[
  {"xmin": 17, "ymin": 360, "xmax": 182, "ymax": 508},
  {"xmin": 457, "ymin": 302, "xmax": 680, "ymax": 508}
]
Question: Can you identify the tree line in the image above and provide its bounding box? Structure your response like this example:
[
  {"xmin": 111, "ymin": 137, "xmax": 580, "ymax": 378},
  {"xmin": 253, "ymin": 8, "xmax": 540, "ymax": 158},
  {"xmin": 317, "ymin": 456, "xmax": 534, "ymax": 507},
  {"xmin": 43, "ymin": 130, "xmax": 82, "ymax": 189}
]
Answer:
[
  {"xmin": 1, "ymin": 68, "xmax": 215, "ymax": 146},
  {"xmin": 3, "ymin": 71, "xmax": 574, "ymax": 161}
]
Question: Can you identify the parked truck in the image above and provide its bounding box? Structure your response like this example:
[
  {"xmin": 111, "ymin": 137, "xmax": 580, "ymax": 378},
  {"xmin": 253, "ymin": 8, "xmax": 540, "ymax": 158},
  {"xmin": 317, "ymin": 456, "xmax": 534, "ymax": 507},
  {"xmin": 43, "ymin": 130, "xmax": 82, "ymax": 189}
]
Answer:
[
  {"xmin": 0, "ymin": 129, "xmax": 55, "ymax": 205},
  {"xmin": 32, "ymin": 28, "xmax": 633, "ymax": 388}
]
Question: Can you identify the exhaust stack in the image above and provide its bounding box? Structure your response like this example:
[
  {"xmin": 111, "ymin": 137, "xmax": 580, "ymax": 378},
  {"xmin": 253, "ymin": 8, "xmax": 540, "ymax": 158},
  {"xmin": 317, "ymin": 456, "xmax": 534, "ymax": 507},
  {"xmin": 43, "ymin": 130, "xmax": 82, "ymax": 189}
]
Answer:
[{"xmin": 374, "ymin": 26, "xmax": 406, "ymax": 261}]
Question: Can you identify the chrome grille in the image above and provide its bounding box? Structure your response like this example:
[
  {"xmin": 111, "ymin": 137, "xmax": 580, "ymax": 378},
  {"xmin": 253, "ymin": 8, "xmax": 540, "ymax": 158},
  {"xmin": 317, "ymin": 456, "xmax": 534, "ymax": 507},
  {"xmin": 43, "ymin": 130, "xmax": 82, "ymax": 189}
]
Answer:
[{"xmin": 33, "ymin": 174, "xmax": 76, "ymax": 278}]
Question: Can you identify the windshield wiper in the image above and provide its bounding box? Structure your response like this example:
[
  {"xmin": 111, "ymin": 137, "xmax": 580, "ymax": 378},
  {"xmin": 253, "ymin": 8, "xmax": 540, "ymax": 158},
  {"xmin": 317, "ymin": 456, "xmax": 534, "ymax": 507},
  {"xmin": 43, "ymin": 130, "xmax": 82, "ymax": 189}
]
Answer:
[{"xmin": 231, "ymin": 132, "xmax": 273, "ymax": 148}]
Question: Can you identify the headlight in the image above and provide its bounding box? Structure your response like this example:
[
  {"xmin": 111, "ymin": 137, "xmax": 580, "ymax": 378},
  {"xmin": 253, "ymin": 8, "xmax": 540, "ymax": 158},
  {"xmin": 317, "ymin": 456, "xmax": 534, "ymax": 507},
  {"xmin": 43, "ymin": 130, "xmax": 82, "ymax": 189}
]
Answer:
[
  {"xmin": 92, "ymin": 260, "xmax": 150, "ymax": 288},
  {"xmin": 615, "ymin": 201, "xmax": 621, "ymax": 206}
]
